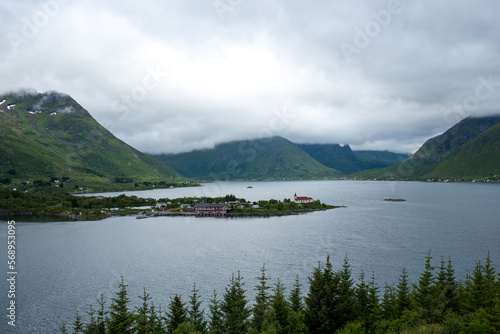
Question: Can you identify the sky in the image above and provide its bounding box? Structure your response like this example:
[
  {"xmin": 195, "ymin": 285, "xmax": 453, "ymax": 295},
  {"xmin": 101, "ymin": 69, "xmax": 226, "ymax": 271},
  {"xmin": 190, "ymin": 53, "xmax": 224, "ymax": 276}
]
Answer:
[{"xmin": 1, "ymin": 0, "xmax": 500, "ymax": 154}]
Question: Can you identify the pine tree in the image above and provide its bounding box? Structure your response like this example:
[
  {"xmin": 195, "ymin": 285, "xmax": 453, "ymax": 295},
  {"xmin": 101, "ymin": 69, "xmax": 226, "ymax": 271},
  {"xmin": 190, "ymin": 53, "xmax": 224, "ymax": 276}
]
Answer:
[
  {"xmin": 337, "ymin": 256, "xmax": 356, "ymax": 328},
  {"xmin": 305, "ymin": 255, "xmax": 341, "ymax": 333},
  {"xmin": 396, "ymin": 267, "xmax": 412, "ymax": 317},
  {"xmin": 260, "ymin": 308, "xmax": 281, "ymax": 334},
  {"xmin": 59, "ymin": 322, "xmax": 69, "ymax": 334},
  {"xmin": 289, "ymin": 275, "xmax": 304, "ymax": 314},
  {"xmin": 165, "ymin": 294, "xmax": 188, "ymax": 333},
  {"xmin": 252, "ymin": 264, "xmax": 271, "ymax": 331},
  {"xmin": 73, "ymin": 310, "xmax": 84, "ymax": 333},
  {"xmin": 220, "ymin": 271, "xmax": 250, "ymax": 334},
  {"xmin": 107, "ymin": 276, "xmax": 134, "ymax": 334},
  {"xmin": 96, "ymin": 294, "xmax": 107, "ymax": 334},
  {"xmin": 148, "ymin": 302, "xmax": 166, "ymax": 333},
  {"xmin": 413, "ymin": 250, "xmax": 441, "ymax": 322},
  {"xmin": 483, "ymin": 253, "xmax": 497, "ymax": 310},
  {"xmin": 134, "ymin": 287, "xmax": 153, "ymax": 334},
  {"xmin": 85, "ymin": 304, "xmax": 97, "ymax": 333},
  {"xmin": 438, "ymin": 257, "xmax": 458, "ymax": 313},
  {"xmin": 366, "ymin": 272, "xmax": 381, "ymax": 331},
  {"xmin": 271, "ymin": 279, "xmax": 290, "ymax": 334},
  {"xmin": 173, "ymin": 321, "xmax": 202, "ymax": 334},
  {"xmin": 355, "ymin": 270, "xmax": 370, "ymax": 324},
  {"xmin": 208, "ymin": 290, "xmax": 224, "ymax": 334},
  {"xmin": 381, "ymin": 284, "xmax": 397, "ymax": 321},
  {"xmin": 189, "ymin": 283, "xmax": 207, "ymax": 333}
]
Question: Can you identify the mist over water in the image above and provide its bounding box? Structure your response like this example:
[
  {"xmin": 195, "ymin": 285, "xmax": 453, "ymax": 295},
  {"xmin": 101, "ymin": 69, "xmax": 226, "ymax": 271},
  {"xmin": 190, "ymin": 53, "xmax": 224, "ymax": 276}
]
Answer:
[{"xmin": 1, "ymin": 181, "xmax": 499, "ymax": 333}]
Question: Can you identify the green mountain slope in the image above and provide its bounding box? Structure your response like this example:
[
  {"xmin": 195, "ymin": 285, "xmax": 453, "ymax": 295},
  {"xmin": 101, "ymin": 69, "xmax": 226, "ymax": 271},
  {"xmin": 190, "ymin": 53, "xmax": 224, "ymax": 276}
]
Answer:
[
  {"xmin": 152, "ymin": 136, "xmax": 344, "ymax": 180},
  {"xmin": 352, "ymin": 115, "xmax": 500, "ymax": 180},
  {"xmin": 0, "ymin": 90, "xmax": 185, "ymax": 186},
  {"xmin": 297, "ymin": 143, "xmax": 409, "ymax": 174},
  {"xmin": 429, "ymin": 123, "xmax": 500, "ymax": 179}
]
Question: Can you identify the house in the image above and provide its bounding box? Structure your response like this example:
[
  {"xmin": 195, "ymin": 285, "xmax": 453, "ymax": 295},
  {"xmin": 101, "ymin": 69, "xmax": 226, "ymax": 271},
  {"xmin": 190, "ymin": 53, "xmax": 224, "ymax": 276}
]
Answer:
[
  {"xmin": 156, "ymin": 202, "xmax": 167, "ymax": 210},
  {"xmin": 294, "ymin": 193, "xmax": 313, "ymax": 203},
  {"xmin": 194, "ymin": 203, "xmax": 229, "ymax": 216}
]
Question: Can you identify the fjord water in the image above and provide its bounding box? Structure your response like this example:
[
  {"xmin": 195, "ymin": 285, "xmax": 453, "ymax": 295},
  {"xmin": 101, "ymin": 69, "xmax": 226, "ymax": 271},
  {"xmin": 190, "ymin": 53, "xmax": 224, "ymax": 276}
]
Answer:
[{"xmin": 1, "ymin": 181, "xmax": 499, "ymax": 333}]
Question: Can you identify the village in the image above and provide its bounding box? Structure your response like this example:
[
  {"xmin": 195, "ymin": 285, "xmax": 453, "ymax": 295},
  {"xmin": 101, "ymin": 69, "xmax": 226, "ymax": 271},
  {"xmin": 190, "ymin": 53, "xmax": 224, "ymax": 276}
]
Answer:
[{"xmin": 137, "ymin": 193, "xmax": 332, "ymax": 218}]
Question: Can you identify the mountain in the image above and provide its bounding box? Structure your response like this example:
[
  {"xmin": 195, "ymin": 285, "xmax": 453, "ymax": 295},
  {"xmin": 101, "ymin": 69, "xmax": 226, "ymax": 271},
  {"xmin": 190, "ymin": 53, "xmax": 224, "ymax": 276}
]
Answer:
[
  {"xmin": 0, "ymin": 90, "xmax": 185, "ymax": 187},
  {"xmin": 151, "ymin": 136, "xmax": 344, "ymax": 180},
  {"xmin": 297, "ymin": 143, "xmax": 409, "ymax": 174},
  {"xmin": 352, "ymin": 115, "xmax": 500, "ymax": 180},
  {"xmin": 428, "ymin": 122, "xmax": 500, "ymax": 179}
]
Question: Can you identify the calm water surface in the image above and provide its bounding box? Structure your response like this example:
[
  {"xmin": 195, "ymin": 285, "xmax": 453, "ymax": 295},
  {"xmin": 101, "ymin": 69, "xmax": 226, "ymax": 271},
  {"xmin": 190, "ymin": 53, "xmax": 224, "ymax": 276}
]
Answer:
[{"xmin": 1, "ymin": 181, "xmax": 499, "ymax": 333}]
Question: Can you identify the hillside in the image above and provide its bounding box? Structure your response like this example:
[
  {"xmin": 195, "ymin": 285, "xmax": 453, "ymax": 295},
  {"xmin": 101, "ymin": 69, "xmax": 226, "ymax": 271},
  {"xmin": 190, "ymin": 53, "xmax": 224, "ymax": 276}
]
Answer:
[
  {"xmin": 0, "ymin": 90, "xmax": 189, "ymax": 189},
  {"xmin": 352, "ymin": 115, "xmax": 500, "ymax": 180},
  {"xmin": 151, "ymin": 136, "xmax": 344, "ymax": 180},
  {"xmin": 297, "ymin": 143, "xmax": 409, "ymax": 174},
  {"xmin": 428, "ymin": 122, "xmax": 500, "ymax": 179}
]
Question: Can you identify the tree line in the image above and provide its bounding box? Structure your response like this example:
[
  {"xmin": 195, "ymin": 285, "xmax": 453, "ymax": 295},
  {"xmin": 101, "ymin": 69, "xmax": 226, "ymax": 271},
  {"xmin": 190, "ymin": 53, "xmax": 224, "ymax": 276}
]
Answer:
[{"xmin": 61, "ymin": 252, "xmax": 500, "ymax": 333}]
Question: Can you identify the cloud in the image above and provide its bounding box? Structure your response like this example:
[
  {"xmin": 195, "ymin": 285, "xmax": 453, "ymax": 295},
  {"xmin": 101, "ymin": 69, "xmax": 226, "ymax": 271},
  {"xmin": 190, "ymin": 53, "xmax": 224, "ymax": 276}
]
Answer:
[{"xmin": 1, "ymin": 0, "xmax": 500, "ymax": 155}]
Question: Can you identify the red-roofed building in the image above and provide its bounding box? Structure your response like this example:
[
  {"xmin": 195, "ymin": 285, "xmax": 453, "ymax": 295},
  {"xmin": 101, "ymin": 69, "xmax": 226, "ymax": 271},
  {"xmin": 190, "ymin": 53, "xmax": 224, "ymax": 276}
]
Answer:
[{"xmin": 294, "ymin": 193, "xmax": 313, "ymax": 203}]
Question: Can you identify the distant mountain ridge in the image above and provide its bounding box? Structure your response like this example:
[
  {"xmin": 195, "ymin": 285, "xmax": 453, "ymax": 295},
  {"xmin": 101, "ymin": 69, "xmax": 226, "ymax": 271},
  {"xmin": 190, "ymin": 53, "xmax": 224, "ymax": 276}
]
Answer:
[
  {"xmin": 352, "ymin": 115, "xmax": 500, "ymax": 180},
  {"xmin": 152, "ymin": 136, "xmax": 344, "ymax": 181},
  {"xmin": 0, "ymin": 90, "xmax": 185, "ymax": 186},
  {"xmin": 151, "ymin": 137, "xmax": 410, "ymax": 180},
  {"xmin": 297, "ymin": 143, "xmax": 409, "ymax": 174}
]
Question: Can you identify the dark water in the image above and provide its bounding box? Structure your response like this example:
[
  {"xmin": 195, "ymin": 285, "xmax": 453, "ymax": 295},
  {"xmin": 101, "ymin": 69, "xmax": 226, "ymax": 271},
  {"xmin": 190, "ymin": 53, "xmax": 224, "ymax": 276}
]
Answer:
[{"xmin": 1, "ymin": 181, "xmax": 499, "ymax": 333}]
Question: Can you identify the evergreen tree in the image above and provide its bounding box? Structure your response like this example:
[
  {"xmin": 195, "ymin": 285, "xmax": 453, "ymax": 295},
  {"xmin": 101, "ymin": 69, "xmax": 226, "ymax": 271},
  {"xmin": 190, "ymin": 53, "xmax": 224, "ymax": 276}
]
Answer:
[
  {"xmin": 413, "ymin": 251, "xmax": 441, "ymax": 322},
  {"xmin": 270, "ymin": 279, "xmax": 290, "ymax": 334},
  {"xmin": 59, "ymin": 322, "xmax": 69, "ymax": 334},
  {"xmin": 355, "ymin": 270, "xmax": 370, "ymax": 324},
  {"xmin": 189, "ymin": 283, "xmax": 207, "ymax": 333},
  {"xmin": 381, "ymin": 284, "xmax": 397, "ymax": 321},
  {"xmin": 73, "ymin": 310, "xmax": 84, "ymax": 334},
  {"xmin": 337, "ymin": 256, "xmax": 356, "ymax": 328},
  {"xmin": 208, "ymin": 290, "xmax": 224, "ymax": 334},
  {"xmin": 260, "ymin": 308, "xmax": 281, "ymax": 334},
  {"xmin": 305, "ymin": 256, "xmax": 341, "ymax": 333},
  {"xmin": 289, "ymin": 275, "xmax": 304, "ymax": 314},
  {"xmin": 396, "ymin": 267, "xmax": 412, "ymax": 317},
  {"xmin": 438, "ymin": 257, "xmax": 459, "ymax": 313},
  {"xmin": 134, "ymin": 288, "xmax": 154, "ymax": 334},
  {"xmin": 148, "ymin": 302, "xmax": 166, "ymax": 333},
  {"xmin": 366, "ymin": 272, "xmax": 381, "ymax": 330},
  {"xmin": 165, "ymin": 294, "xmax": 188, "ymax": 333},
  {"xmin": 220, "ymin": 272, "xmax": 250, "ymax": 334},
  {"xmin": 85, "ymin": 304, "xmax": 97, "ymax": 334},
  {"xmin": 96, "ymin": 294, "xmax": 107, "ymax": 334},
  {"xmin": 483, "ymin": 253, "xmax": 497, "ymax": 310},
  {"xmin": 173, "ymin": 322, "xmax": 202, "ymax": 334},
  {"xmin": 107, "ymin": 276, "xmax": 134, "ymax": 334},
  {"xmin": 252, "ymin": 264, "xmax": 271, "ymax": 331}
]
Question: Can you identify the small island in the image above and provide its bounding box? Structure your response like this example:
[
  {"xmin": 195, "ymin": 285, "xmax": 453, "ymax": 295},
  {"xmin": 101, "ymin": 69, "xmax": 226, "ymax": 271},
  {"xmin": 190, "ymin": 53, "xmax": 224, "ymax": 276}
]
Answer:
[
  {"xmin": 384, "ymin": 198, "xmax": 407, "ymax": 202},
  {"xmin": 144, "ymin": 194, "xmax": 340, "ymax": 218}
]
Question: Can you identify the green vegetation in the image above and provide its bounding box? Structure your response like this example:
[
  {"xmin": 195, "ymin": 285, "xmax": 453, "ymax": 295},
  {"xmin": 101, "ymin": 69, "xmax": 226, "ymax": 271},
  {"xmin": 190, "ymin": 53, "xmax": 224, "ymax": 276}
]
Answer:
[
  {"xmin": 150, "ymin": 194, "xmax": 338, "ymax": 217},
  {"xmin": 353, "ymin": 116, "xmax": 500, "ymax": 181},
  {"xmin": 0, "ymin": 190, "xmax": 337, "ymax": 220},
  {"xmin": 0, "ymin": 91, "xmax": 196, "ymax": 191},
  {"xmin": 0, "ymin": 188, "xmax": 156, "ymax": 220},
  {"xmin": 152, "ymin": 136, "xmax": 344, "ymax": 181},
  {"xmin": 63, "ymin": 252, "xmax": 500, "ymax": 333}
]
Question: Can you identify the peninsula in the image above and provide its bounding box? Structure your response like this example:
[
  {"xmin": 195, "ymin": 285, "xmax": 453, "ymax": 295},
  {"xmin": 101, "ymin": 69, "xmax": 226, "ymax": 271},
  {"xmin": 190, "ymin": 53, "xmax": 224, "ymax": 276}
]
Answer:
[{"xmin": 0, "ymin": 189, "xmax": 340, "ymax": 221}]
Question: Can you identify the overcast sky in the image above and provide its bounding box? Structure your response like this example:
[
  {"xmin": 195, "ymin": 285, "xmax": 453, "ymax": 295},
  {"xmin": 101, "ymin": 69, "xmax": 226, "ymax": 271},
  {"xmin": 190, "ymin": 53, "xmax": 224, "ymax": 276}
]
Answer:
[{"xmin": 1, "ymin": 0, "xmax": 499, "ymax": 154}]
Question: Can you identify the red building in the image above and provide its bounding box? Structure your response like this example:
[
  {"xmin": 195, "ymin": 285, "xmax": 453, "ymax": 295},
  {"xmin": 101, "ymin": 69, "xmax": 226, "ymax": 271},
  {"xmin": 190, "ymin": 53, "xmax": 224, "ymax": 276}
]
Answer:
[{"xmin": 194, "ymin": 203, "xmax": 229, "ymax": 216}]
